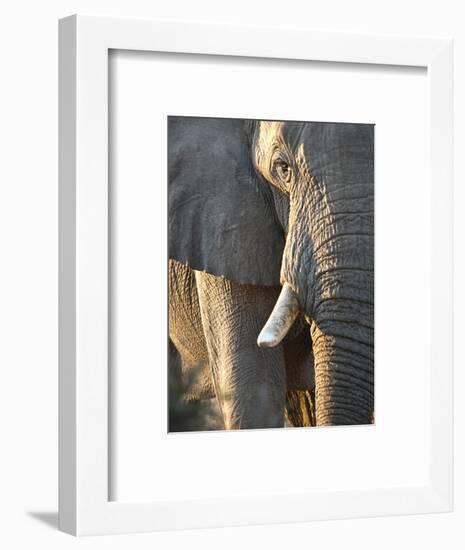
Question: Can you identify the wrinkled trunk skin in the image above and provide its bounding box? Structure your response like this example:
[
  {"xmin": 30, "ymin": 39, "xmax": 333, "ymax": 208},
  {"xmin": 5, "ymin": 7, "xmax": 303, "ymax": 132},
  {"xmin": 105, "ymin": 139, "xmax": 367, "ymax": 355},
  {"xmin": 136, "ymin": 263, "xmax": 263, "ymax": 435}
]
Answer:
[{"xmin": 281, "ymin": 133, "xmax": 374, "ymax": 426}]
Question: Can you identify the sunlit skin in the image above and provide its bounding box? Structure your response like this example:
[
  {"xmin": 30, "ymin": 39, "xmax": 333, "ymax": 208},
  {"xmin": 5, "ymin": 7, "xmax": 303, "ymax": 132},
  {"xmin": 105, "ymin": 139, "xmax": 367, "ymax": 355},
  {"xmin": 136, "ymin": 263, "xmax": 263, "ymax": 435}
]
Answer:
[{"xmin": 168, "ymin": 116, "xmax": 373, "ymax": 430}]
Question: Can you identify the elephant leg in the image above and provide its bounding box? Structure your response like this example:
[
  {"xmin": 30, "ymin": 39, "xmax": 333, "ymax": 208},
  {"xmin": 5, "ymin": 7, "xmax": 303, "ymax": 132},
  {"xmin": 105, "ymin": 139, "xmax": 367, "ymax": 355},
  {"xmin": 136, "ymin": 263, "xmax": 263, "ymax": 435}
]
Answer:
[
  {"xmin": 282, "ymin": 314, "xmax": 316, "ymax": 427},
  {"xmin": 168, "ymin": 259, "xmax": 215, "ymax": 401},
  {"xmin": 285, "ymin": 389, "xmax": 316, "ymax": 427},
  {"xmin": 195, "ymin": 271, "xmax": 286, "ymax": 430}
]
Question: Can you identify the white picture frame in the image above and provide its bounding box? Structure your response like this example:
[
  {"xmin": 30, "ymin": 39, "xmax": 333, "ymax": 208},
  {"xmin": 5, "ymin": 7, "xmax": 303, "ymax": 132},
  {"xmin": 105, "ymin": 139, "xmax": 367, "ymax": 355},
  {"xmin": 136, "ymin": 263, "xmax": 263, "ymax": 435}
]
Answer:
[{"xmin": 59, "ymin": 14, "xmax": 453, "ymax": 536}]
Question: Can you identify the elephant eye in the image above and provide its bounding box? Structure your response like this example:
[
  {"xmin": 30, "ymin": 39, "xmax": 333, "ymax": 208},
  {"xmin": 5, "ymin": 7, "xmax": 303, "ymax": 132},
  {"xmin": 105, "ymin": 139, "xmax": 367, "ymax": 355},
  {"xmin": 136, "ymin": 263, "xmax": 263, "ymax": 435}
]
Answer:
[{"xmin": 273, "ymin": 158, "xmax": 292, "ymax": 186}]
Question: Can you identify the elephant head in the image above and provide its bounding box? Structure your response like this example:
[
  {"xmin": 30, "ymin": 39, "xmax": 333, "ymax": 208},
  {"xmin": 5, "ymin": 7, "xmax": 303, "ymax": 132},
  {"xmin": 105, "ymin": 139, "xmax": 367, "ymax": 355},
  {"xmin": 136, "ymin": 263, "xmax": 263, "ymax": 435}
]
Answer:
[
  {"xmin": 168, "ymin": 116, "xmax": 374, "ymax": 427},
  {"xmin": 251, "ymin": 121, "xmax": 374, "ymax": 425}
]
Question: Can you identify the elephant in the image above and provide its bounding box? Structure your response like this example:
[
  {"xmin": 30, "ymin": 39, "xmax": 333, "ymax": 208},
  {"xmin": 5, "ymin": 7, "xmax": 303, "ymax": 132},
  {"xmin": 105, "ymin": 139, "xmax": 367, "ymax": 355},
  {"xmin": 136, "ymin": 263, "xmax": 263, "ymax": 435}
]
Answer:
[{"xmin": 168, "ymin": 116, "xmax": 374, "ymax": 429}]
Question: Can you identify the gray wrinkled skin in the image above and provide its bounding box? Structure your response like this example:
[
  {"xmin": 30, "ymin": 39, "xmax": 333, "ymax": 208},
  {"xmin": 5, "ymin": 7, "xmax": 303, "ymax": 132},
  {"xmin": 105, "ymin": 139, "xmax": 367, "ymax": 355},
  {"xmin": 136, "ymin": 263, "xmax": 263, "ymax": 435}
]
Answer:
[
  {"xmin": 252, "ymin": 121, "xmax": 374, "ymax": 425},
  {"xmin": 169, "ymin": 259, "xmax": 315, "ymax": 429},
  {"xmin": 168, "ymin": 117, "xmax": 373, "ymax": 429}
]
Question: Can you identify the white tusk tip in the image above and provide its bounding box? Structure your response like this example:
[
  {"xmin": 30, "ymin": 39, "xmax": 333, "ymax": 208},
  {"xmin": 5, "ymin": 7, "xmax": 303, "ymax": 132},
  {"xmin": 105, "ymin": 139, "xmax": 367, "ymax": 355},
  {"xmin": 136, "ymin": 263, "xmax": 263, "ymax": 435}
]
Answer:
[
  {"xmin": 256, "ymin": 283, "xmax": 300, "ymax": 349},
  {"xmin": 257, "ymin": 329, "xmax": 280, "ymax": 348}
]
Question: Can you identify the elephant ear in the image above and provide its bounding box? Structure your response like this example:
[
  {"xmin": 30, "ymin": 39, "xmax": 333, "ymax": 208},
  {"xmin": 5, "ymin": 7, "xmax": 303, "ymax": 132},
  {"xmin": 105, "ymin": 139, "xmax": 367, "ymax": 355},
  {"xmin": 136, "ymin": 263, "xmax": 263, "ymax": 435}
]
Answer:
[{"xmin": 168, "ymin": 117, "xmax": 285, "ymax": 286}]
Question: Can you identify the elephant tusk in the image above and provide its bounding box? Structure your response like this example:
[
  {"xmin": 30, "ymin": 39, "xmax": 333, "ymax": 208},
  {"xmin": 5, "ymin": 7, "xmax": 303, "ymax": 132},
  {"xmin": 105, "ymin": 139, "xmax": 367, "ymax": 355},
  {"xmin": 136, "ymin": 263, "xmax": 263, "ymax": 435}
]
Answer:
[{"xmin": 257, "ymin": 283, "xmax": 300, "ymax": 348}]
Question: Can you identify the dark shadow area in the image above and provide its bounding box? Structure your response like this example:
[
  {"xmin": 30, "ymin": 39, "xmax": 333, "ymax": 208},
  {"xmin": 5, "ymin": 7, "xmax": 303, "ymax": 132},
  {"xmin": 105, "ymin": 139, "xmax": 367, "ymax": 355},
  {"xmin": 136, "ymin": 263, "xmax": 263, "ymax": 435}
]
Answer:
[
  {"xmin": 27, "ymin": 511, "xmax": 58, "ymax": 530},
  {"xmin": 168, "ymin": 341, "xmax": 224, "ymax": 432}
]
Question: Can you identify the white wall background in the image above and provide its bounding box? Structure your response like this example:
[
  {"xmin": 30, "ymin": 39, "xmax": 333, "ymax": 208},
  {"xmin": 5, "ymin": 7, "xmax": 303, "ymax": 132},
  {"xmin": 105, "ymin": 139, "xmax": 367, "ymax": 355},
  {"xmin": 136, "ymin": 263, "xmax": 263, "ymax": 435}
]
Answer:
[
  {"xmin": 111, "ymin": 53, "xmax": 430, "ymax": 503},
  {"xmin": 0, "ymin": 1, "xmax": 462, "ymax": 548}
]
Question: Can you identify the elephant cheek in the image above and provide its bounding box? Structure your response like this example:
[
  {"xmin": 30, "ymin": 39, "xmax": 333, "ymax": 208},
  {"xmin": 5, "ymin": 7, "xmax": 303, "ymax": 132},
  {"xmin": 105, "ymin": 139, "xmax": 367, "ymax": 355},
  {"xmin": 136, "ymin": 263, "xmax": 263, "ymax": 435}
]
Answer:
[{"xmin": 280, "ymin": 244, "xmax": 312, "ymax": 318}]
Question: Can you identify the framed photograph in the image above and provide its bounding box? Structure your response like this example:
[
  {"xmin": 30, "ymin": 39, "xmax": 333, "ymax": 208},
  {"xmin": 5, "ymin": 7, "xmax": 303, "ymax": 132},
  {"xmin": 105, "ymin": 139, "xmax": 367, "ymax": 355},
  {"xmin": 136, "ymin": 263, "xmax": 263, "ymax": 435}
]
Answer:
[{"xmin": 59, "ymin": 15, "xmax": 453, "ymax": 535}]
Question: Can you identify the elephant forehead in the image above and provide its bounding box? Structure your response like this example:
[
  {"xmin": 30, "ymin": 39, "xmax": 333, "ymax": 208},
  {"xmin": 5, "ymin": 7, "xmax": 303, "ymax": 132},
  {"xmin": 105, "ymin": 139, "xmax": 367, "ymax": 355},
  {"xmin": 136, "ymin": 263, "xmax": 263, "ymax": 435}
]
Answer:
[{"xmin": 255, "ymin": 121, "xmax": 284, "ymax": 164}]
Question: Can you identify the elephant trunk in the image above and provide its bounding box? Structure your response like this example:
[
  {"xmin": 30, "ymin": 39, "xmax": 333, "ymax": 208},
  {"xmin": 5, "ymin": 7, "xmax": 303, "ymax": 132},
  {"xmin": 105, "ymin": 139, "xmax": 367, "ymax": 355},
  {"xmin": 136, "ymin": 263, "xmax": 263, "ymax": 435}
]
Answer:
[
  {"xmin": 311, "ymin": 320, "xmax": 373, "ymax": 425},
  {"xmin": 301, "ymin": 225, "xmax": 374, "ymax": 425},
  {"xmin": 309, "ymin": 264, "xmax": 374, "ymax": 425},
  {"xmin": 259, "ymin": 185, "xmax": 374, "ymax": 425}
]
